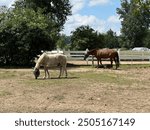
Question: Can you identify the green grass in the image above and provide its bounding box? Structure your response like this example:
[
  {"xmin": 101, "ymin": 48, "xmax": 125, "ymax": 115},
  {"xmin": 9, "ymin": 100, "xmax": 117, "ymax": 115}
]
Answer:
[
  {"xmin": 0, "ymin": 71, "xmax": 16, "ymax": 79},
  {"xmin": 0, "ymin": 64, "xmax": 150, "ymax": 89},
  {"xmin": 78, "ymin": 71, "xmax": 134, "ymax": 86},
  {"xmin": 0, "ymin": 91, "xmax": 12, "ymax": 97},
  {"xmin": 23, "ymin": 69, "xmax": 137, "ymax": 90},
  {"xmin": 120, "ymin": 63, "xmax": 150, "ymax": 69}
]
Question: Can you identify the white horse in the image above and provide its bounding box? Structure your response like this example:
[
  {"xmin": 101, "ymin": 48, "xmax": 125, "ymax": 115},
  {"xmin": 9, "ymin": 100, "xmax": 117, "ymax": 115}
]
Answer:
[{"xmin": 33, "ymin": 53, "xmax": 67, "ymax": 79}]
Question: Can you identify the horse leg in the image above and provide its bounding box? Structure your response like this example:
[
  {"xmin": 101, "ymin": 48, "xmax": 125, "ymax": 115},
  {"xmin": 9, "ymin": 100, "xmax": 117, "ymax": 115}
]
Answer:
[
  {"xmin": 58, "ymin": 66, "xmax": 62, "ymax": 78},
  {"xmin": 110, "ymin": 58, "xmax": 113, "ymax": 68},
  {"xmin": 98, "ymin": 58, "xmax": 104, "ymax": 68},
  {"xmin": 113, "ymin": 58, "xmax": 117, "ymax": 69},
  {"xmin": 100, "ymin": 58, "xmax": 103, "ymax": 66},
  {"xmin": 61, "ymin": 65, "xmax": 65, "ymax": 78},
  {"xmin": 64, "ymin": 66, "xmax": 67, "ymax": 78},
  {"xmin": 97, "ymin": 59, "xmax": 99, "ymax": 68},
  {"xmin": 43, "ymin": 66, "xmax": 47, "ymax": 79},
  {"xmin": 46, "ymin": 68, "xmax": 50, "ymax": 79}
]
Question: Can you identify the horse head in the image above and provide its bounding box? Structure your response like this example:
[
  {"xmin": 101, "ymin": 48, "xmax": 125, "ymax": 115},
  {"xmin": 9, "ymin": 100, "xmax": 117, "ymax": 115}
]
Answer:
[
  {"xmin": 84, "ymin": 51, "xmax": 89, "ymax": 60},
  {"xmin": 33, "ymin": 68, "xmax": 40, "ymax": 79}
]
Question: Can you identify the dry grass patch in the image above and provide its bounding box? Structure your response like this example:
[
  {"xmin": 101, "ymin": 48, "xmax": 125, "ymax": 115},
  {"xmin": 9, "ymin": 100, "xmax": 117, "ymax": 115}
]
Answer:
[{"xmin": 0, "ymin": 64, "xmax": 150, "ymax": 112}]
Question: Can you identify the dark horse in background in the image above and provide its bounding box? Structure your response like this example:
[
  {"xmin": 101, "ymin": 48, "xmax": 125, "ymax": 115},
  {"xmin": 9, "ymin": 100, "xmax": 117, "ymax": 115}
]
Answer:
[{"xmin": 84, "ymin": 49, "xmax": 120, "ymax": 69}]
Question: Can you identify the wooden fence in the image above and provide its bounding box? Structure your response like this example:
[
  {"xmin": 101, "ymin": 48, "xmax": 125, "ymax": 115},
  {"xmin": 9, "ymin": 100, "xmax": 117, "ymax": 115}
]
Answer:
[
  {"xmin": 63, "ymin": 50, "xmax": 150, "ymax": 62},
  {"xmin": 40, "ymin": 50, "xmax": 150, "ymax": 66}
]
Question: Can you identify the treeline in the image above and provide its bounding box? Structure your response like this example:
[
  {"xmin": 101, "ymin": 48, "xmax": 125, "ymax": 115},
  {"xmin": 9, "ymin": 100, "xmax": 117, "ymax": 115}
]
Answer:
[
  {"xmin": 0, "ymin": 0, "xmax": 150, "ymax": 67},
  {"xmin": 57, "ymin": 26, "xmax": 120, "ymax": 50}
]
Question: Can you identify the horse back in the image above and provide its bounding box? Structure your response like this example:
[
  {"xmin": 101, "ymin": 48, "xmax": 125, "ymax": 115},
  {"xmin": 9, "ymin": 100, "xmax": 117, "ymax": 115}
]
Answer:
[
  {"xmin": 37, "ymin": 53, "xmax": 66, "ymax": 67},
  {"xmin": 56, "ymin": 54, "xmax": 67, "ymax": 65},
  {"xmin": 97, "ymin": 49, "xmax": 117, "ymax": 58}
]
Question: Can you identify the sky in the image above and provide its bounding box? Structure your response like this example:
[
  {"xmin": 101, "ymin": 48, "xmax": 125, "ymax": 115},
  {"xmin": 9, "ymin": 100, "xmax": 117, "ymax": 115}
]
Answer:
[{"xmin": 0, "ymin": 0, "xmax": 122, "ymax": 35}]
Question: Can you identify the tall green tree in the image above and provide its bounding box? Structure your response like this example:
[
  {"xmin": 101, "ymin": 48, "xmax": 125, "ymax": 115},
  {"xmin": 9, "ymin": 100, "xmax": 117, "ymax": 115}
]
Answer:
[
  {"xmin": 104, "ymin": 29, "xmax": 120, "ymax": 48},
  {"xmin": 70, "ymin": 25, "xmax": 104, "ymax": 50},
  {"xmin": 0, "ymin": 7, "xmax": 53, "ymax": 66},
  {"xmin": 117, "ymin": 0, "xmax": 150, "ymax": 48},
  {"xmin": 14, "ymin": 0, "xmax": 72, "ymax": 31},
  {"xmin": 0, "ymin": 0, "xmax": 72, "ymax": 66},
  {"xmin": 143, "ymin": 30, "xmax": 150, "ymax": 48}
]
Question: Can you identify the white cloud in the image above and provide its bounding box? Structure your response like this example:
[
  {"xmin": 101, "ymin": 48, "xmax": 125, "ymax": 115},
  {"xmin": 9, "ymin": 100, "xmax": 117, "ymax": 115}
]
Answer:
[
  {"xmin": 106, "ymin": 15, "xmax": 121, "ymax": 35},
  {"xmin": 107, "ymin": 15, "xmax": 120, "ymax": 23},
  {"xmin": 62, "ymin": 0, "xmax": 121, "ymax": 36},
  {"xmin": 88, "ymin": 0, "xmax": 111, "ymax": 6},
  {"xmin": 63, "ymin": 14, "xmax": 106, "ymax": 35},
  {"xmin": 8, "ymin": 0, "xmax": 16, "ymax": 8},
  {"xmin": 0, "ymin": 0, "xmax": 15, "ymax": 7},
  {"xmin": 0, "ymin": 0, "xmax": 7, "ymax": 3},
  {"xmin": 70, "ymin": 0, "xmax": 85, "ymax": 14},
  {"xmin": 63, "ymin": 14, "xmax": 121, "ymax": 36}
]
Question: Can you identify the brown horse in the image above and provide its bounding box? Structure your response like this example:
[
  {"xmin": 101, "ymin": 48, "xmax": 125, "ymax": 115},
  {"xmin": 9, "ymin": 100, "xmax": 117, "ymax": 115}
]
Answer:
[{"xmin": 84, "ymin": 49, "xmax": 120, "ymax": 69}]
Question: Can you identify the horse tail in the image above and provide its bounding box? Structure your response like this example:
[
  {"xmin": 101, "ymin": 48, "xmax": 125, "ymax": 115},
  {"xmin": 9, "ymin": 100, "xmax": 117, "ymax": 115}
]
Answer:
[{"xmin": 116, "ymin": 52, "xmax": 120, "ymax": 68}]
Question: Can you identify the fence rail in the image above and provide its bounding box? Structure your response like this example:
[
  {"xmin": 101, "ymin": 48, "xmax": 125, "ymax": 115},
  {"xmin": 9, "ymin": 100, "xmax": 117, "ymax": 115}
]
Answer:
[
  {"xmin": 63, "ymin": 50, "xmax": 150, "ymax": 61},
  {"xmin": 41, "ymin": 50, "xmax": 150, "ymax": 64}
]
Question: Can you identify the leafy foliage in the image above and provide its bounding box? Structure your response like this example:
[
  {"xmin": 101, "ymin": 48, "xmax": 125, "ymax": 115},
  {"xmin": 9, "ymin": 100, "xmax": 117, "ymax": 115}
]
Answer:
[
  {"xmin": 13, "ymin": 0, "xmax": 72, "ymax": 31},
  {"xmin": 70, "ymin": 25, "xmax": 104, "ymax": 50},
  {"xmin": 0, "ymin": 7, "xmax": 53, "ymax": 66},
  {"xmin": 0, "ymin": 0, "xmax": 71, "ymax": 66},
  {"xmin": 143, "ymin": 30, "xmax": 150, "ymax": 48},
  {"xmin": 117, "ymin": 0, "xmax": 150, "ymax": 48},
  {"xmin": 56, "ymin": 34, "xmax": 71, "ymax": 50},
  {"xmin": 104, "ymin": 29, "xmax": 120, "ymax": 49},
  {"xmin": 70, "ymin": 26, "xmax": 121, "ymax": 50}
]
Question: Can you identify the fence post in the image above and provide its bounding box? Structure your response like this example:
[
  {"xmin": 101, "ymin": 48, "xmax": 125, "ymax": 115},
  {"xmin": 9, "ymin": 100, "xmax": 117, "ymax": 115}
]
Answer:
[
  {"xmin": 117, "ymin": 49, "xmax": 120, "ymax": 63},
  {"xmin": 142, "ymin": 51, "xmax": 144, "ymax": 61},
  {"xmin": 85, "ymin": 48, "xmax": 89, "ymax": 65}
]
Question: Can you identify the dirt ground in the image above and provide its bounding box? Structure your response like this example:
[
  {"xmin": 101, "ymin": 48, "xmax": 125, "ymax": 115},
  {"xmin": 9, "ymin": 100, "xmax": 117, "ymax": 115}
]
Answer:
[{"xmin": 0, "ymin": 61, "xmax": 150, "ymax": 113}]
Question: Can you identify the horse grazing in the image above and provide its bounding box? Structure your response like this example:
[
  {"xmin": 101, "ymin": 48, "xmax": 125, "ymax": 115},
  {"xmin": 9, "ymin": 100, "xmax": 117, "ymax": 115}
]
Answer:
[
  {"xmin": 84, "ymin": 49, "xmax": 120, "ymax": 69},
  {"xmin": 33, "ymin": 53, "xmax": 67, "ymax": 79}
]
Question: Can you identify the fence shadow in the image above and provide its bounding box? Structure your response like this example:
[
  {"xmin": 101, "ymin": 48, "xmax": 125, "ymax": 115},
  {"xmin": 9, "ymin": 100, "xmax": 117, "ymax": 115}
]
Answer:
[{"xmin": 67, "ymin": 63, "xmax": 91, "ymax": 68}]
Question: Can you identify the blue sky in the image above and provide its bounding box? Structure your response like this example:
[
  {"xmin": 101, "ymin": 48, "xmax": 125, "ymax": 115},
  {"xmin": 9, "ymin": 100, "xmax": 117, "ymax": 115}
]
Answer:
[{"xmin": 0, "ymin": 0, "xmax": 122, "ymax": 35}]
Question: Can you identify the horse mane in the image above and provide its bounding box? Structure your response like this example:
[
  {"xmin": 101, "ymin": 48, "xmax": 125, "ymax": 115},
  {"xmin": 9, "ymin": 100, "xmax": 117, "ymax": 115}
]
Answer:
[
  {"xmin": 88, "ymin": 48, "xmax": 99, "ymax": 53},
  {"xmin": 35, "ymin": 53, "xmax": 47, "ymax": 69}
]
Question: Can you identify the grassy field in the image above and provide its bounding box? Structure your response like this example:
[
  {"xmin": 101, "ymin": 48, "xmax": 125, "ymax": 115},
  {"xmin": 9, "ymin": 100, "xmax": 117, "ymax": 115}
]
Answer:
[{"xmin": 0, "ymin": 64, "xmax": 150, "ymax": 112}]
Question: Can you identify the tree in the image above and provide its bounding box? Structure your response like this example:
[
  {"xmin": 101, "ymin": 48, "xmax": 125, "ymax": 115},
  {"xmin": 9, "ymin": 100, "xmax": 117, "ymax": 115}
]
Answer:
[
  {"xmin": 0, "ymin": 7, "xmax": 54, "ymax": 66},
  {"xmin": 13, "ymin": 0, "xmax": 72, "ymax": 31},
  {"xmin": 56, "ymin": 34, "xmax": 71, "ymax": 50},
  {"xmin": 70, "ymin": 25, "xmax": 104, "ymax": 50},
  {"xmin": 143, "ymin": 30, "xmax": 150, "ymax": 48},
  {"xmin": 0, "ymin": 0, "xmax": 72, "ymax": 66},
  {"xmin": 117, "ymin": 0, "xmax": 150, "ymax": 48},
  {"xmin": 104, "ymin": 29, "xmax": 120, "ymax": 48}
]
